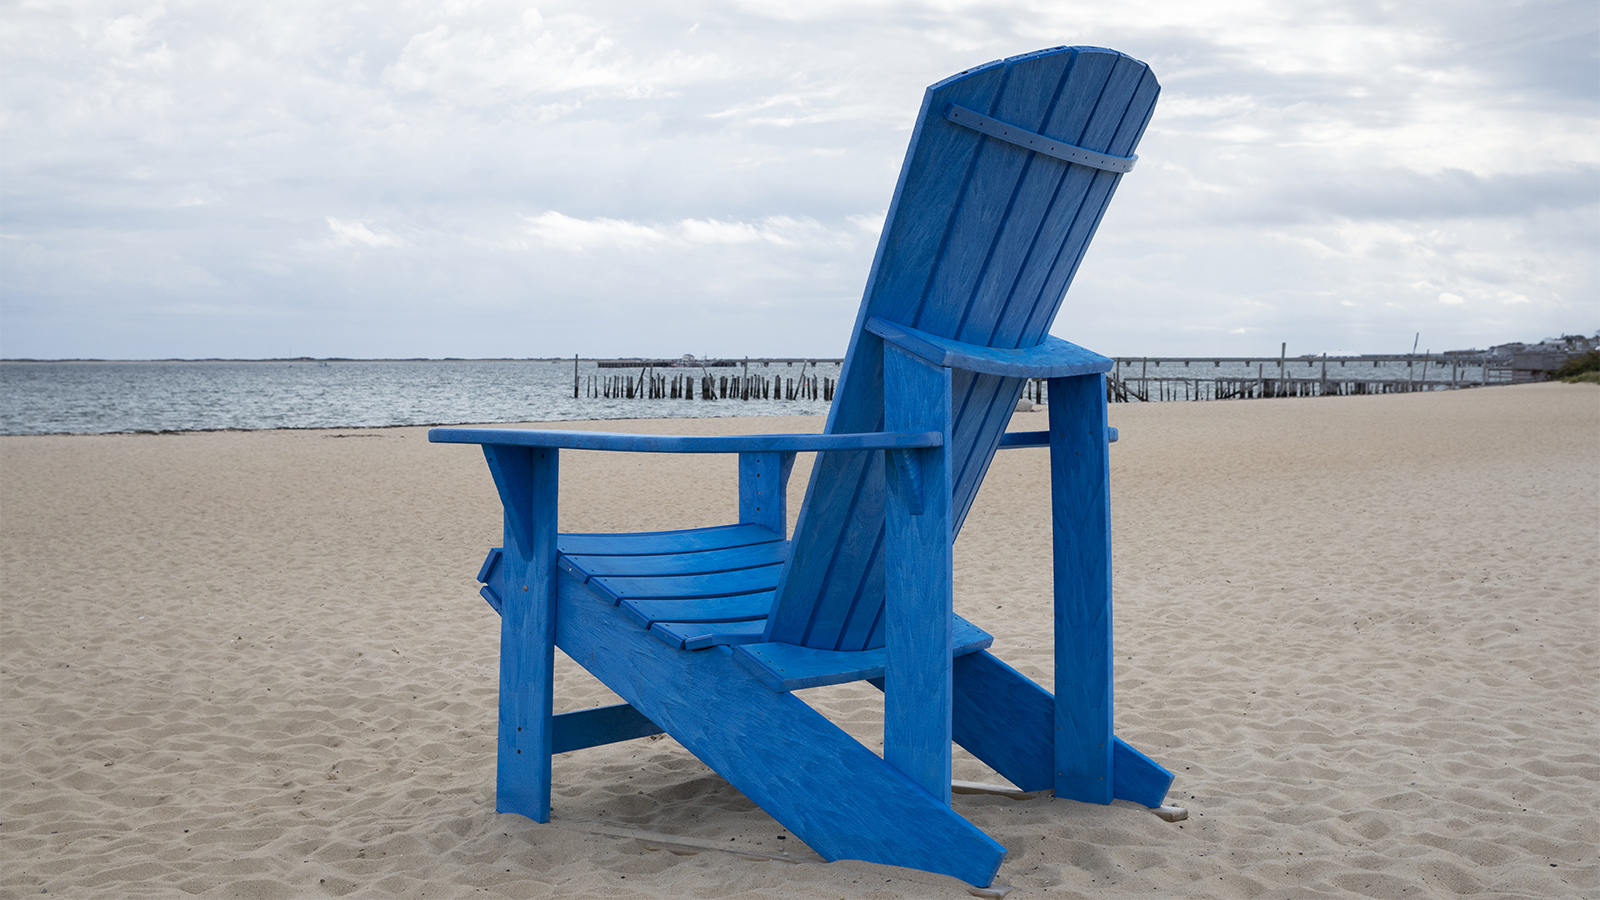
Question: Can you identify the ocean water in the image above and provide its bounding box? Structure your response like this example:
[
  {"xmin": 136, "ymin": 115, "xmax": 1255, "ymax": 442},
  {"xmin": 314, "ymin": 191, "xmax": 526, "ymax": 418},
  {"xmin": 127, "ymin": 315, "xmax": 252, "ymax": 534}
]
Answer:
[
  {"xmin": 0, "ymin": 356, "xmax": 1487, "ymax": 436},
  {"xmin": 0, "ymin": 360, "xmax": 843, "ymax": 436}
]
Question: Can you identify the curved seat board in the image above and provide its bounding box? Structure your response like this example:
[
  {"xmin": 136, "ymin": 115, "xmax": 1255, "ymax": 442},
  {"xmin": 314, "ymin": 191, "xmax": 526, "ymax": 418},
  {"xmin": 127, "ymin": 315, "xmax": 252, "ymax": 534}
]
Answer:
[
  {"xmin": 587, "ymin": 566, "xmax": 784, "ymax": 604},
  {"xmin": 617, "ymin": 593, "xmax": 776, "ymax": 628},
  {"xmin": 556, "ymin": 524, "xmax": 782, "ymax": 557},
  {"xmin": 560, "ymin": 541, "xmax": 790, "ymax": 581}
]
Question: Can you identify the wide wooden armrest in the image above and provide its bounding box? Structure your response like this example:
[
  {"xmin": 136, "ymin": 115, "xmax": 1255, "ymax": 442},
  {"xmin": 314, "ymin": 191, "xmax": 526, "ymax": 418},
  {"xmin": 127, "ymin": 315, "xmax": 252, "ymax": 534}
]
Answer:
[
  {"xmin": 866, "ymin": 316, "xmax": 1113, "ymax": 378},
  {"xmin": 428, "ymin": 427, "xmax": 943, "ymax": 453}
]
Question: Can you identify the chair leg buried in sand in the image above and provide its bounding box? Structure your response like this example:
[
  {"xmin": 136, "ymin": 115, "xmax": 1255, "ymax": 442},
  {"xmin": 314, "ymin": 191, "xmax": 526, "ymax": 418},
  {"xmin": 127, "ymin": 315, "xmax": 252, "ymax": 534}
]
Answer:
[{"xmin": 432, "ymin": 45, "xmax": 1173, "ymax": 889}]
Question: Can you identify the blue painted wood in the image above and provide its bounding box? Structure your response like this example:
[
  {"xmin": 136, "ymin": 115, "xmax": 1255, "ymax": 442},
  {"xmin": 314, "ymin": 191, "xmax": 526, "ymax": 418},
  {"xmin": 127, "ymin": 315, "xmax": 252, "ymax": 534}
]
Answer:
[
  {"xmin": 553, "ymin": 571, "xmax": 1007, "ymax": 887},
  {"xmin": 944, "ymin": 103, "xmax": 1138, "ymax": 173},
  {"xmin": 738, "ymin": 451, "xmax": 794, "ymax": 537},
  {"xmin": 1113, "ymin": 737, "xmax": 1175, "ymax": 808},
  {"xmin": 440, "ymin": 48, "xmax": 1172, "ymax": 889},
  {"xmin": 1014, "ymin": 58, "xmax": 1160, "ymax": 343},
  {"xmin": 478, "ymin": 547, "xmax": 503, "ymax": 583},
  {"xmin": 950, "ymin": 652, "xmax": 1171, "ymax": 805},
  {"xmin": 771, "ymin": 47, "xmax": 1160, "ymax": 654},
  {"xmin": 431, "ymin": 428, "xmax": 941, "ymax": 453},
  {"xmin": 649, "ymin": 619, "xmax": 769, "ymax": 650},
  {"xmin": 557, "ymin": 524, "xmax": 781, "ymax": 557},
  {"xmin": 1048, "ymin": 374, "xmax": 1114, "ymax": 803},
  {"xmin": 588, "ymin": 566, "xmax": 782, "ymax": 604},
  {"xmin": 950, "ymin": 650, "xmax": 1055, "ymax": 791},
  {"xmin": 560, "ymin": 541, "xmax": 790, "ymax": 581},
  {"xmin": 867, "ymin": 316, "xmax": 1112, "ymax": 377},
  {"xmin": 617, "ymin": 592, "xmax": 774, "ymax": 627},
  {"xmin": 882, "ymin": 345, "xmax": 955, "ymax": 803},
  {"xmin": 948, "ymin": 370, "xmax": 1026, "ymax": 538},
  {"xmin": 997, "ymin": 427, "xmax": 1117, "ymax": 448},
  {"xmin": 734, "ymin": 616, "xmax": 993, "ymax": 693},
  {"xmin": 885, "ymin": 448, "xmax": 927, "ymax": 515},
  {"xmin": 551, "ymin": 703, "xmax": 663, "ymax": 754},
  {"xmin": 999, "ymin": 431, "xmax": 1047, "ymax": 447},
  {"xmin": 480, "ymin": 446, "xmax": 559, "ymax": 822}
]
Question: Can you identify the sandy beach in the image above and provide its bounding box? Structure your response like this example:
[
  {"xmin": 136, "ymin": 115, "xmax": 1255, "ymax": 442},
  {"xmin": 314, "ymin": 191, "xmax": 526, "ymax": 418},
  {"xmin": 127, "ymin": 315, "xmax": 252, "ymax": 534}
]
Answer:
[{"xmin": 2, "ymin": 382, "xmax": 1595, "ymax": 899}]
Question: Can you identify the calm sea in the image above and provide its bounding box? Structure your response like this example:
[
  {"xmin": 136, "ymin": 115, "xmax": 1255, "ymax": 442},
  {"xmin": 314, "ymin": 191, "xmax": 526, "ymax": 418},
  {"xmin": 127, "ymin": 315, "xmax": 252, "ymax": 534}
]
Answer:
[
  {"xmin": 0, "ymin": 356, "xmax": 1483, "ymax": 436},
  {"xmin": 0, "ymin": 360, "xmax": 843, "ymax": 436}
]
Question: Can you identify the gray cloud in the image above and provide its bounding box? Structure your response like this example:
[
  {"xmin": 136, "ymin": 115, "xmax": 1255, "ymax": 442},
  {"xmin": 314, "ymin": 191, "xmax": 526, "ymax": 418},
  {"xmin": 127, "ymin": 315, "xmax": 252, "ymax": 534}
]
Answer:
[{"xmin": 2, "ymin": 0, "xmax": 1594, "ymax": 360}]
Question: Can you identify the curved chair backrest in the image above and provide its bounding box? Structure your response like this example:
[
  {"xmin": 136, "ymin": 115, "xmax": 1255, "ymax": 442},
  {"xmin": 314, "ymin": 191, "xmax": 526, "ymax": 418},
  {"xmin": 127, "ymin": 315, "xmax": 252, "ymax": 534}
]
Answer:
[{"xmin": 765, "ymin": 46, "xmax": 1160, "ymax": 651}]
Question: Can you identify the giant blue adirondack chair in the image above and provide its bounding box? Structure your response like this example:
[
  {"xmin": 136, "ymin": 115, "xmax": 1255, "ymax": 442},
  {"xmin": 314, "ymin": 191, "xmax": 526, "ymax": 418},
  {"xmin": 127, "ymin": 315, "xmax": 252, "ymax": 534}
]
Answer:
[{"xmin": 431, "ymin": 46, "xmax": 1169, "ymax": 888}]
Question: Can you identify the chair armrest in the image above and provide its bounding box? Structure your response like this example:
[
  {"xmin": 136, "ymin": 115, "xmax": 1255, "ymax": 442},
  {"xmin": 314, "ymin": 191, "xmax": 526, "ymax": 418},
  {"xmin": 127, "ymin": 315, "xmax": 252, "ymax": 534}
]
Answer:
[
  {"xmin": 429, "ymin": 427, "xmax": 943, "ymax": 453},
  {"xmin": 866, "ymin": 316, "xmax": 1113, "ymax": 378},
  {"xmin": 999, "ymin": 428, "xmax": 1118, "ymax": 447}
]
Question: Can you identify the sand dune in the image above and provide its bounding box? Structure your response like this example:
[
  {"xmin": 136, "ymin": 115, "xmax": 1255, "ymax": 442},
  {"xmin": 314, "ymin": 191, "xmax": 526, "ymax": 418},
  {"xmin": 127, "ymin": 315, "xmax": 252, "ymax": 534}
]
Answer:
[{"xmin": 2, "ymin": 382, "xmax": 1595, "ymax": 898}]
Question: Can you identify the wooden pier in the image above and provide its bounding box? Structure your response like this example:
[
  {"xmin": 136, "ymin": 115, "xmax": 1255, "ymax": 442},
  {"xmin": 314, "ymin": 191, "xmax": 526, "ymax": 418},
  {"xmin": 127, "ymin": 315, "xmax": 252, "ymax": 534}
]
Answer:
[
  {"xmin": 584, "ymin": 367, "xmax": 833, "ymax": 402},
  {"xmin": 573, "ymin": 351, "xmax": 1516, "ymax": 406},
  {"xmin": 1096, "ymin": 350, "xmax": 1512, "ymax": 403},
  {"xmin": 594, "ymin": 357, "xmax": 843, "ymax": 369}
]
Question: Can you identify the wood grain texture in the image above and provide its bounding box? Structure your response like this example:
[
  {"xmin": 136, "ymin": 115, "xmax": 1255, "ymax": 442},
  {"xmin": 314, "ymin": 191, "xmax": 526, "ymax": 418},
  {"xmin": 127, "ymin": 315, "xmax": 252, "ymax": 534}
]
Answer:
[
  {"xmin": 431, "ymin": 428, "xmax": 939, "ymax": 453},
  {"xmin": 556, "ymin": 524, "xmax": 781, "ymax": 557},
  {"xmin": 1048, "ymin": 374, "xmax": 1114, "ymax": 803},
  {"xmin": 551, "ymin": 703, "xmax": 663, "ymax": 754},
  {"xmin": 616, "ymin": 592, "xmax": 775, "ymax": 627},
  {"xmin": 587, "ymin": 566, "xmax": 783, "ymax": 603},
  {"xmin": 648, "ymin": 619, "xmax": 769, "ymax": 650},
  {"xmin": 738, "ymin": 451, "xmax": 794, "ymax": 537},
  {"xmin": 1112, "ymin": 736, "xmax": 1175, "ymax": 808},
  {"xmin": 560, "ymin": 541, "xmax": 789, "ymax": 581},
  {"xmin": 771, "ymin": 47, "xmax": 1160, "ymax": 654},
  {"xmin": 883, "ymin": 346, "xmax": 956, "ymax": 803},
  {"xmin": 481, "ymin": 446, "xmax": 559, "ymax": 822},
  {"xmin": 949, "ymin": 652, "xmax": 1171, "ymax": 806},
  {"xmin": 552, "ymin": 572, "xmax": 1007, "ymax": 887},
  {"xmin": 943, "ymin": 103, "xmax": 1138, "ymax": 173},
  {"xmin": 866, "ymin": 316, "xmax": 1112, "ymax": 377},
  {"xmin": 734, "ymin": 616, "xmax": 993, "ymax": 693},
  {"xmin": 995, "ymin": 427, "xmax": 1117, "ymax": 448},
  {"xmin": 950, "ymin": 650, "xmax": 1055, "ymax": 791}
]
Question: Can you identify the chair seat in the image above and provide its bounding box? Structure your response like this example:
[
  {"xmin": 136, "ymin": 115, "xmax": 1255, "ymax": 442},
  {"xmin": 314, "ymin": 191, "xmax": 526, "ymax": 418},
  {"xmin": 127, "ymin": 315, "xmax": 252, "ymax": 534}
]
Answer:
[
  {"xmin": 480, "ymin": 522, "xmax": 994, "ymax": 690},
  {"xmin": 557, "ymin": 524, "xmax": 787, "ymax": 647}
]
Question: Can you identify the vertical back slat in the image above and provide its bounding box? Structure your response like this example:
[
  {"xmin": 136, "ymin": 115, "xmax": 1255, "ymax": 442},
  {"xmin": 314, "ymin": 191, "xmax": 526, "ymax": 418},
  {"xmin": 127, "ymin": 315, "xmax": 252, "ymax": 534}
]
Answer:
[{"xmin": 767, "ymin": 47, "xmax": 1159, "ymax": 652}]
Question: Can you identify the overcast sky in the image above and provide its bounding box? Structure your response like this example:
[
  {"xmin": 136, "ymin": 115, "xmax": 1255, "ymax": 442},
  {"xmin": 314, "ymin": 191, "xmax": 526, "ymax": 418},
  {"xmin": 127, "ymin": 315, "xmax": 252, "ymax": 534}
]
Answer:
[{"xmin": 3, "ymin": 0, "xmax": 1595, "ymax": 360}]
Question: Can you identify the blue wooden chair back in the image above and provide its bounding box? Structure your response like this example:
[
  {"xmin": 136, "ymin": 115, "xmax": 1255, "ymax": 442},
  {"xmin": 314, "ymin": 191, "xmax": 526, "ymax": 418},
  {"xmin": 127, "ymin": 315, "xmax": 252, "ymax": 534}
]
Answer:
[{"xmin": 765, "ymin": 46, "xmax": 1160, "ymax": 651}]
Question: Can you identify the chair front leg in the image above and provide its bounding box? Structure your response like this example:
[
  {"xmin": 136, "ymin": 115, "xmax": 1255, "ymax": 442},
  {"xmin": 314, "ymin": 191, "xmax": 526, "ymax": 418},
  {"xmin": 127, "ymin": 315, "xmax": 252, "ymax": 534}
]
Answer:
[
  {"xmin": 882, "ymin": 346, "xmax": 954, "ymax": 804},
  {"xmin": 1047, "ymin": 374, "xmax": 1114, "ymax": 803},
  {"xmin": 481, "ymin": 445, "xmax": 560, "ymax": 821}
]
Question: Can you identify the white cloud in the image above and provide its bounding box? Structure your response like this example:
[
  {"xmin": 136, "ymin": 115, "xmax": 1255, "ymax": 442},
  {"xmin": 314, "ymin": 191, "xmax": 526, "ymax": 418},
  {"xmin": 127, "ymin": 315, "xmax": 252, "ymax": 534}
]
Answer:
[
  {"xmin": 383, "ymin": 11, "xmax": 723, "ymax": 107},
  {"xmin": 326, "ymin": 218, "xmax": 401, "ymax": 248},
  {"xmin": 525, "ymin": 211, "xmax": 859, "ymax": 252},
  {"xmin": 523, "ymin": 211, "xmax": 668, "ymax": 251},
  {"xmin": 1, "ymin": 0, "xmax": 1594, "ymax": 359},
  {"xmin": 1439, "ymin": 292, "xmax": 1465, "ymax": 305}
]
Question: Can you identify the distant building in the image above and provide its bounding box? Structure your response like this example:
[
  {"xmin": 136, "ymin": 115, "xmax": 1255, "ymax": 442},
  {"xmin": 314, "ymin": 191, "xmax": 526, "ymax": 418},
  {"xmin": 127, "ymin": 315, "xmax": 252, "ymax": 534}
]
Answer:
[{"xmin": 1490, "ymin": 333, "xmax": 1599, "ymax": 383}]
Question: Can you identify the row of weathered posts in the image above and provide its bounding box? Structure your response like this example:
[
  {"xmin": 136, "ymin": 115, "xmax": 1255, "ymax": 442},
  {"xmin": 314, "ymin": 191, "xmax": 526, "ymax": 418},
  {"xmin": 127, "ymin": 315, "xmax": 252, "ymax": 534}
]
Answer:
[
  {"xmin": 585, "ymin": 369, "xmax": 833, "ymax": 402},
  {"xmin": 1096, "ymin": 348, "xmax": 1510, "ymax": 403},
  {"xmin": 572, "ymin": 349, "xmax": 1510, "ymax": 406}
]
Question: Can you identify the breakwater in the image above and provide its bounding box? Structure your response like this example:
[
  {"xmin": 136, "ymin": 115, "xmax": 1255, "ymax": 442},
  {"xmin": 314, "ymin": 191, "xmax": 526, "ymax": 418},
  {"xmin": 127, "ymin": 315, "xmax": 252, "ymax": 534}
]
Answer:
[{"xmin": 1100, "ymin": 351, "xmax": 1508, "ymax": 403}]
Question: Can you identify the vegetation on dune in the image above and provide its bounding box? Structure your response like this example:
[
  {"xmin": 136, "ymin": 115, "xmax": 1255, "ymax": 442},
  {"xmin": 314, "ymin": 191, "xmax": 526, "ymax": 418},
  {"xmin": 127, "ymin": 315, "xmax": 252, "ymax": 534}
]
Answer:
[{"xmin": 1554, "ymin": 350, "xmax": 1600, "ymax": 383}]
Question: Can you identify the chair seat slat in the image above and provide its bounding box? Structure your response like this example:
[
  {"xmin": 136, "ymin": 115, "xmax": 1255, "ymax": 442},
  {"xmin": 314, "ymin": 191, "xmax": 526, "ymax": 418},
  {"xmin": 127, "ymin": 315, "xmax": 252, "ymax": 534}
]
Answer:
[{"xmin": 557, "ymin": 524, "xmax": 782, "ymax": 557}]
